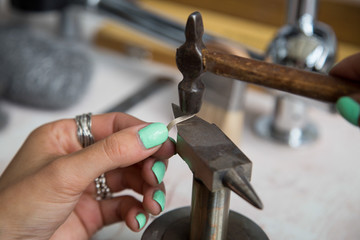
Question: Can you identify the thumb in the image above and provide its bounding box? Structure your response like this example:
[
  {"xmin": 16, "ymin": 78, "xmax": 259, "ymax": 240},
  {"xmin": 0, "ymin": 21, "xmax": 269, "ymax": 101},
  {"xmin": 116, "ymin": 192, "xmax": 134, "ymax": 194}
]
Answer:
[
  {"xmin": 47, "ymin": 123, "xmax": 169, "ymax": 193},
  {"xmin": 329, "ymin": 53, "xmax": 360, "ymax": 82}
]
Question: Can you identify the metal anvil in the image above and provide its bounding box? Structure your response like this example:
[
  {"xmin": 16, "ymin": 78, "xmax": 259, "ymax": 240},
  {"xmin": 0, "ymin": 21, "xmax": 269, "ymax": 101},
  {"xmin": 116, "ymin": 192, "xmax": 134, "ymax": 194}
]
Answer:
[
  {"xmin": 175, "ymin": 103, "xmax": 252, "ymax": 188},
  {"xmin": 142, "ymin": 105, "xmax": 266, "ymax": 240},
  {"xmin": 173, "ymin": 104, "xmax": 261, "ymax": 209}
]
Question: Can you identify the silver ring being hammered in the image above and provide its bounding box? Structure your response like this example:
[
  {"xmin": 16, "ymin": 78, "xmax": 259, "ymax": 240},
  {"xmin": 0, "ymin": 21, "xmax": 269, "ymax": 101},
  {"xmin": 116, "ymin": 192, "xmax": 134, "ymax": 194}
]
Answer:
[{"xmin": 75, "ymin": 113, "xmax": 112, "ymax": 200}]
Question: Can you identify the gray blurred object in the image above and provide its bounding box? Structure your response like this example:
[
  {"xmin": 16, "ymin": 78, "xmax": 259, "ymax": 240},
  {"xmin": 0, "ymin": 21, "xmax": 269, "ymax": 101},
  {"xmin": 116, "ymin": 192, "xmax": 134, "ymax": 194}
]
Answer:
[
  {"xmin": 255, "ymin": 0, "xmax": 337, "ymax": 147},
  {"xmin": 0, "ymin": 61, "xmax": 9, "ymax": 130},
  {"xmin": 105, "ymin": 76, "xmax": 173, "ymax": 113},
  {"xmin": 0, "ymin": 2, "xmax": 93, "ymax": 109}
]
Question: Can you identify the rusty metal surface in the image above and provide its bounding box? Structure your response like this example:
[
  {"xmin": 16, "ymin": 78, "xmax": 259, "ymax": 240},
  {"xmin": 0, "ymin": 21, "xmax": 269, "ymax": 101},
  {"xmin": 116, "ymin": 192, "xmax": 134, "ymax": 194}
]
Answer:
[
  {"xmin": 176, "ymin": 11, "xmax": 206, "ymax": 114},
  {"xmin": 190, "ymin": 178, "xmax": 230, "ymax": 240},
  {"xmin": 173, "ymin": 104, "xmax": 262, "ymax": 209},
  {"xmin": 141, "ymin": 207, "xmax": 269, "ymax": 240}
]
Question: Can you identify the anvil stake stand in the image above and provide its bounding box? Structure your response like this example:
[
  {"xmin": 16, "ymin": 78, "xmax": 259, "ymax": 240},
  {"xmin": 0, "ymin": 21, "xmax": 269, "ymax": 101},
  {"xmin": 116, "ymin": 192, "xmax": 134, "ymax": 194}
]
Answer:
[{"xmin": 142, "ymin": 12, "xmax": 268, "ymax": 240}]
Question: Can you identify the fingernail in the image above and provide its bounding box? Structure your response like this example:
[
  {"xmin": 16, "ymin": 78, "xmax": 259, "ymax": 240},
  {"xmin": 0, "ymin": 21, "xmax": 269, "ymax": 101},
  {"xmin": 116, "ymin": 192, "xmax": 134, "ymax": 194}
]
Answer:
[
  {"xmin": 139, "ymin": 123, "xmax": 168, "ymax": 149},
  {"xmin": 152, "ymin": 161, "xmax": 166, "ymax": 184},
  {"xmin": 336, "ymin": 96, "xmax": 360, "ymax": 126},
  {"xmin": 169, "ymin": 137, "xmax": 176, "ymax": 144},
  {"xmin": 153, "ymin": 190, "xmax": 165, "ymax": 211},
  {"xmin": 135, "ymin": 213, "xmax": 146, "ymax": 230}
]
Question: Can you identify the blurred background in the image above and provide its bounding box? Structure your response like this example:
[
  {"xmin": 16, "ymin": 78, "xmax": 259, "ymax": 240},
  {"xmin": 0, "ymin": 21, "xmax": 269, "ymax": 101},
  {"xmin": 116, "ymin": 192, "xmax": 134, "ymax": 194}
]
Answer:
[{"xmin": 0, "ymin": 0, "xmax": 360, "ymax": 239}]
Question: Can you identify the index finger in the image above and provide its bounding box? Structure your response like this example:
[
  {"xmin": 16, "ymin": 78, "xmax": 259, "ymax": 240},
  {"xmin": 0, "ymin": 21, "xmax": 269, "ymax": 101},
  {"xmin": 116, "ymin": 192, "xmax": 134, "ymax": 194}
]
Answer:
[
  {"xmin": 91, "ymin": 113, "xmax": 145, "ymax": 141},
  {"xmin": 90, "ymin": 113, "xmax": 175, "ymax": 159},
  {"xmin": 59, "ymin": 112, "xmax": 174, "ymax": 158}
]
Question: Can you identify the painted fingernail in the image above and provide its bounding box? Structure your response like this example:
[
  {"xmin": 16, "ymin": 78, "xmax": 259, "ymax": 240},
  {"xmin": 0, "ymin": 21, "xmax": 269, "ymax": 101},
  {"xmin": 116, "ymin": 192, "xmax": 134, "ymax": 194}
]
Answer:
[
  {"xmin": 169, "ymin": 137, "xmax": 176, "ymax": 144},
  {"xmin": 336, "ymin": 96, "xmax": 360, "ymax": 126},
  {"xmin": 135, "ymin": 213, "xmax": 146, "ymax": 230},
  {"xmin": 153, "ymin": 190, "xmax": 166, "ymax": 211},
  {"xmin": 139, "ymin": 123, "xmax": 168, "ymax": 149},
  {"xmin": 152, "ymin": 161, "xmax": 166, "ymax": 184}
]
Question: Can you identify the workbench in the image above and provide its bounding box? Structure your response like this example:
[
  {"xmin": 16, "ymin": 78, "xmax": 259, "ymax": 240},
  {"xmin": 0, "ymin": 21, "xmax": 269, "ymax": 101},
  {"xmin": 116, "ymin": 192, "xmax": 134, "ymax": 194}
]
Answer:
[{"xmin": 0, "ymin": 3, "xmax": 360, "ymax": 240}]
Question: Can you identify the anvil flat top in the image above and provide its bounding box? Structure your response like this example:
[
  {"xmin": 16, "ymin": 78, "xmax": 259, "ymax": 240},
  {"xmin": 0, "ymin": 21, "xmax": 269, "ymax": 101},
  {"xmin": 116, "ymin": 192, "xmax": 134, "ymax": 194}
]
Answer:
[{"xmin": 173, "ymin": 104, "xmax": 251, "ymax": 171}]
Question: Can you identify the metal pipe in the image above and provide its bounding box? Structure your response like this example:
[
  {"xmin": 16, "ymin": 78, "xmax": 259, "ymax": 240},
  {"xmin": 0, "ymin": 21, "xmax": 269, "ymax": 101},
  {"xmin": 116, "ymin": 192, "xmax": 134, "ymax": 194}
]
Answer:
[
  {"xmin": 287, "ymin": 0, "xmax": 318, "ymax": 25},
  {"xmin": 190, "ymin": 177, "xmax": 230, "ymax": 240}
]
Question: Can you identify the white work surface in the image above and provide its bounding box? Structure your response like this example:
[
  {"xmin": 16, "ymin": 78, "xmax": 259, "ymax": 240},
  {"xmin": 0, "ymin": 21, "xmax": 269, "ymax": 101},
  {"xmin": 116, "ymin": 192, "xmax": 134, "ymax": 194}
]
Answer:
[{"xmin": 1, "ymin": 9, "xmax": 360, "ymax": 240}]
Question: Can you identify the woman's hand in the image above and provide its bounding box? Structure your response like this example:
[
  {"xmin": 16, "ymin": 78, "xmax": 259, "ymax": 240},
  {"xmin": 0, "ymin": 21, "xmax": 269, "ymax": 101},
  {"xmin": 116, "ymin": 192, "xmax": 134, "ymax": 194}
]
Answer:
[
  {"xmin": 330, "ymin": 53, "xmax": 360, "ymax": 127},
  {"xmin": 0, "ymin": 112, "xmax": 175, "ymax": 240}
]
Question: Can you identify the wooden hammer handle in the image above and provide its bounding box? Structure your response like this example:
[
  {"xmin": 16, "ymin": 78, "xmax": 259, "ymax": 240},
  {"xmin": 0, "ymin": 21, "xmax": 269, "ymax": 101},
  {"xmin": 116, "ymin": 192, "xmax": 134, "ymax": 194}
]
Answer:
[{"xmin": 203, "ymin": 50, "xmax": 360, "ymax": 103}]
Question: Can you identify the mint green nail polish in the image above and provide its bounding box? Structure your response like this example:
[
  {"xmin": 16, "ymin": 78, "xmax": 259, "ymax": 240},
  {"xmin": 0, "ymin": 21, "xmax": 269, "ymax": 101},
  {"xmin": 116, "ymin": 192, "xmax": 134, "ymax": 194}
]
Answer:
[
  {"xmin": 336, "ymin": 96, "xmax": 360, "ymax": 126},
  {"xmin": 139, "ymin": 123, "xmax": 168, "ymax": 149},
  {"xmin": 153, "ymin": 190, "xmax": 165, "ymax": 211},
  {"xmin": 135, "ymin": 213, "xmax": 146, "ymax": 229},
  {"xmin": 152, "ymin": 161, "xmax": 166, "ymax": 184},
  {"xmin": 169, "ymin": 137, "xmax": 176, "ymax": 144}
]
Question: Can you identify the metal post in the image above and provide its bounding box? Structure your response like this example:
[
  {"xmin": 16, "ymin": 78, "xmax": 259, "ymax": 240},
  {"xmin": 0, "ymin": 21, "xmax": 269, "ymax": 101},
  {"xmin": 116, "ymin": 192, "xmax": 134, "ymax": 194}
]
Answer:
[{"xmin": 190, "ymin": 177, "xmax": 230, "ymax": 240}]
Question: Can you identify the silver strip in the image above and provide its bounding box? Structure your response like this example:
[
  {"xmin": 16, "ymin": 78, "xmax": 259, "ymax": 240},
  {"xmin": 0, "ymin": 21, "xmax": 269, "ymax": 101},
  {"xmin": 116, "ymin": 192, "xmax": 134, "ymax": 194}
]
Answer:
[{"xmin": 167, "ymin": 114, "xmax": 195, "ymax": 131}]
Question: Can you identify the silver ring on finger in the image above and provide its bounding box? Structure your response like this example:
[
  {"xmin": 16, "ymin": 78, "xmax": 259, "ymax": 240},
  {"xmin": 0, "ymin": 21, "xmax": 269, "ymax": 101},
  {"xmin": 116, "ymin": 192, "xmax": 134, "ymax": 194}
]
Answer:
[{"xmin": 75, "ymin": 113, "xmax": 112, "ymax": 200}]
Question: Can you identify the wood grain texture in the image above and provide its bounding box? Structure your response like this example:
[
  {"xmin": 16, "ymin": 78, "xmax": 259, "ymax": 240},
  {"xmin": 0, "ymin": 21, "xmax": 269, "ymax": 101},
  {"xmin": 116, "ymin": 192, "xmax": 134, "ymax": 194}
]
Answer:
[
  {"xmin": 93, "ymin": 22, "xmax": 176, "ymax": 66},
  {"xmin": 167, "ymin": 0, "xmax": 360, "ymax": 46},
  {"xmin": 204, "ymin": 50, "xmax": 360, "ymax": 102}
]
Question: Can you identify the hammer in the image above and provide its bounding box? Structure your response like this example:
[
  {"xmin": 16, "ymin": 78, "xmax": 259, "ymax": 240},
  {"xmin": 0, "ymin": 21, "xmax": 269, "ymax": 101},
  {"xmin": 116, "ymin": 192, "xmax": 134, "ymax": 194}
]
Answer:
[{"xmin": 176, "ymin": 12, "xmax": 360, "ymax": 114}]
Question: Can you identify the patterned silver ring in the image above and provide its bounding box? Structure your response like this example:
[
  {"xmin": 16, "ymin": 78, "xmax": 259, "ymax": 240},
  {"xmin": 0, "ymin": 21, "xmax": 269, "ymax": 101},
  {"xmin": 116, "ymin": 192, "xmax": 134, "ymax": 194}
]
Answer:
[
  {"xmin": 75, "ymin": 113, "xmax": 112, "ymax": 200},
  {"xmin": 75, "ymin": 113, "xmax": 94, "ymax": 148}
]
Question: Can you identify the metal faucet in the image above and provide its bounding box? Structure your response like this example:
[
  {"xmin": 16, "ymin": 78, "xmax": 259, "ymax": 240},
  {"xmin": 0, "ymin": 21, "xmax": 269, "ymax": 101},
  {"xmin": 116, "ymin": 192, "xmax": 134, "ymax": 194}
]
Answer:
[{"xmin": 255, "ymin": 0, "xmax": 337, "ymax": 147}]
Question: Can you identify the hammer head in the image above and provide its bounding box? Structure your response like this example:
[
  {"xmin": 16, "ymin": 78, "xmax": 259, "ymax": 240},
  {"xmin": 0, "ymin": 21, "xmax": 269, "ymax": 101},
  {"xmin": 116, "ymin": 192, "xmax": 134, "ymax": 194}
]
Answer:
[{"xmin": 176, "ymin": 12, "xmax": 206, "ymax": 114}]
